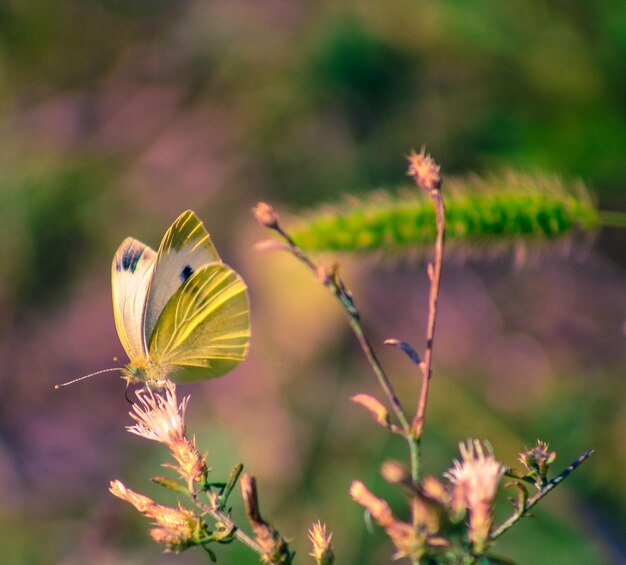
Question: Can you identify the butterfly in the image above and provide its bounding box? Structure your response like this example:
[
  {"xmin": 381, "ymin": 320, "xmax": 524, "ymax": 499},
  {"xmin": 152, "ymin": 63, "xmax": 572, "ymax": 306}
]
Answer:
[{"xmin": 109, "ymin": 210, "xmax": 250, "ymax": 386}]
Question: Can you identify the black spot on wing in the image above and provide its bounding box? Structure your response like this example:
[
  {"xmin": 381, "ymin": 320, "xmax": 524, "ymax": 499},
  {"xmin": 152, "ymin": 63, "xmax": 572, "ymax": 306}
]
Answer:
[
  {"xmin": 121, "ymin": 246, "xmax": 143, "ymax": 273},
  {"xmin": 180, "ymin": 264, "xmax": 194, "ymax": 282}
]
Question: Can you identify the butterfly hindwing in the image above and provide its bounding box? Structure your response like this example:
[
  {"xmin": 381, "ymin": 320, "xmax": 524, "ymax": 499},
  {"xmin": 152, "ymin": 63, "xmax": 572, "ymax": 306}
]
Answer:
[
  {"xmin": 148, "ymin": 263, "xmax": 250, "ymax": 382},
  {"xmin": 111, "ymin": 237, "xmax": 156, "ymax": 363},
  {"xmin": 144, "ymin": 210, "xmax": 222, "ymax": 341}
]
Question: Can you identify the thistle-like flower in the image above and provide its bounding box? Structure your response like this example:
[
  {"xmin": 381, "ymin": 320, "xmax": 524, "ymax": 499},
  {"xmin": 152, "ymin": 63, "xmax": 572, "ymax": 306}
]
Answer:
[
  {"xmin": 127, "ymin": 381, "xmax": 187, "ymax": 446},
  {"xmin": 127, "ymin": 381, "xmax": 206, "ymax": 488},
  {"xmin": 445, "ymin": 440, "xmax": 505, "ymax": 555},
  {"xmin": 308, "ymin": 521, "xmax": 334, "ymax": 565}
]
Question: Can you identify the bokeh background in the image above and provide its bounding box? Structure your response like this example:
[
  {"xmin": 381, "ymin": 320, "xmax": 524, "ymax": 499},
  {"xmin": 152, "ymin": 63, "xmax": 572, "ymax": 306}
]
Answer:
[{"xmin": 0, "ymin": 2, "xmax": 624, "ymax": 564}]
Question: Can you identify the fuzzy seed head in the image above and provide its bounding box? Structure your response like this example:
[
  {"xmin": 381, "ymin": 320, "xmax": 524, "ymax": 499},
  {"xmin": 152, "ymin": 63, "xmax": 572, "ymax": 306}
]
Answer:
[{"xmin": 407, "ymin": 150, "xmax": 442, "ymax": 193}]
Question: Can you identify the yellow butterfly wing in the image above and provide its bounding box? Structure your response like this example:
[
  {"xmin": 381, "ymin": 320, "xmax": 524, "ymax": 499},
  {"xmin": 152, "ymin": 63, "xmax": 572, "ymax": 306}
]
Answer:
[
  {"xmin": 147, "ymin": 263, "xmax": 250, "ymax": 382},
  {"xmin": 144, "ymin": 210, "xmax": 222, "ymax": 341},
  {"xmin": 111, "ymin": 237, "xmax": 156, "ymax": 364}
]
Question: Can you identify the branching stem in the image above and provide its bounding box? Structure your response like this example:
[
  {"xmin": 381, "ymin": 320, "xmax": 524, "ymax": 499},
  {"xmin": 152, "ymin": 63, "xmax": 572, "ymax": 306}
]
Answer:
[
  {"xmin": 490, "ymin": 449, "xmax": 595, "ymax": 540},
  {"xmin": 272, "ymin": 223, "xmax": 420, "ymax": 481},
  {"xmin": 191, "ymin": 491, "xmax": 265, "ymax": 555}
]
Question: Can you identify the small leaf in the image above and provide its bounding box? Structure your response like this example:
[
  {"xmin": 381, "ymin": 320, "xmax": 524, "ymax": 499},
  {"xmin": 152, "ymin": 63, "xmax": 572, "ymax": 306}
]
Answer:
[
  {"xmin": 351, "ymin": 394, "xmax": 390, "ymax": 428},
  {"xmin": 202, "ymin": 545, "xmax": 217, "ymax": 562},
  {"xmin": 384, "ymin": 339, "xmax": 421, "ymax": 366},
  {"xmin": 151, "ymin": 476, "xmax": 188, "ymax": 495},
  {"xmin": 219, "ymin": 463, "xmax": 244, "ymax": 510}
]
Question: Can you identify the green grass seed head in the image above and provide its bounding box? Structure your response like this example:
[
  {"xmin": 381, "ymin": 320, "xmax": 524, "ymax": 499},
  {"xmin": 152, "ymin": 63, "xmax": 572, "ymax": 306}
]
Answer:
[{"xmin": 288, "ymin": 171, "xmax": 603, "ymax": 263}]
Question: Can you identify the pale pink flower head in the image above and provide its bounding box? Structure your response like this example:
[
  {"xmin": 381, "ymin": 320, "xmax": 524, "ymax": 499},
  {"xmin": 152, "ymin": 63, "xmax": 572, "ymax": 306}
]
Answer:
[
  {"xmin": 127, "ymin": 381, "xmax": 188, "ymax": 447},
  {"xmin": 444, "ymin": 440, "xmax": 505, "ymax": 554}
]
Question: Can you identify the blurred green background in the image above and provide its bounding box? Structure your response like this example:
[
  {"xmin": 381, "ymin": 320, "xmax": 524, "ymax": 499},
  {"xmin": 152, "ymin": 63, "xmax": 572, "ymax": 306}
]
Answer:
[{"xmin": 0, "ymin": 1, "xmax": 624, "ymax": 564}]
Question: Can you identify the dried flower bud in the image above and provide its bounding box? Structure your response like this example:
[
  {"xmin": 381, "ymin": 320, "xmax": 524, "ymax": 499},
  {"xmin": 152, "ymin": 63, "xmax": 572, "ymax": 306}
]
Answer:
[
  {"xmin": 519, "ymin": 440, "xmax": 557, "ymax": 487},
  {"xmin": 444, "ymin": 440, "xmax": 505, "ymax": 555},
  {"xmin": 241, "ymin": 474, "xmax": 293, "ymax": 564},
  {"xmin": 110, "ymin": 480, "xmax": 156, "ymax": 514},
  {"xmin": 411, "ymin": 494, "xmax": 441, "ymax": 536},
  {"xmin": 381, "ymin": 460, "xmax": 408, "ymax": 485},
  {"xmin": 351, "ymin": 394, "xmax": 390, "ymax": 428},
  {"xmin": 350, "ymin": 481, "xmax": 424, "ymax": 559},
  {"xmin": 421, "ymin": 476, "xmax": 450, "ymax": 507},
  {"xmin": 407, "ymin": 150, "xmax": 442, "ymax": 193},
  {"xmin": 150, "ymin": 525, "xmax": 194, "ymax": 553},
  {"xmin": 254, "ymin": 202, "xmax": 280, "ymax": 229},
  {"xmin": 110, "ymin": 480, "xmax": 201, "ymax": 553},
  {"xmin": 308, "ymin": 521, "xmax": 335, "ymax": 565}
]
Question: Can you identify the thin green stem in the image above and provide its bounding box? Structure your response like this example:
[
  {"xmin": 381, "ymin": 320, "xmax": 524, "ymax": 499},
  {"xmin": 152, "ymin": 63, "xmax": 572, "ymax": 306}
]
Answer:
[
  {"xmin": 490, "ymin": 449, "xmax": 595, "ymax": 540},
  {"xmin": 191, "ymin": 491, "xmax": 265, "ymax": 556},
  {"xmin": 346, "ymin": 317, "xmax": 410, "ymax": 432}
]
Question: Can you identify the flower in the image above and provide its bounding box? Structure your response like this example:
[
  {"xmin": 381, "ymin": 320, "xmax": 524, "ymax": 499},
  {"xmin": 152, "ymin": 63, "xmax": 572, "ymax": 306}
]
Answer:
[
  {"xmin": 308, "ymin": 521, "xmax": 334, "ymax": 565},
  {"xmin": 519, "ymin": 440, "xmax": 556, "ymax": 487},
  {"xmin": 110, "ymin": 480, "xmax": 201, "ymax": 553},
  {"xmin": 126, "ymin": 381, "xmax": 206, "ymax": 487},
  {"xmin": 127, "ymin": 381, "xmax": 187, "ymax": 446},
  {"xmin": 445, "ymin": 440, "xmax": 505, "ymax": 554},
  {"xmin": 407, "ymin": 149, "xmax": 442, "ymax": 193}
]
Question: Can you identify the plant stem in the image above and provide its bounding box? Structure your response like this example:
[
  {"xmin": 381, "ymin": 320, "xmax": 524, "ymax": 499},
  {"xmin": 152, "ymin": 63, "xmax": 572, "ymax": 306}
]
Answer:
[
  {"xmin": 191, "ymin": 491, "xmax": 265, "ymax": 556},
  {"xmin": 489, "ymin": 449, "xmax": 595, "ymax": 540},
  {"xmin": 412, "ymin": 188, "xmax": 445, "ymax": 441},
  {"xmin": 273, "ymin": 223, "xmax": 420, "ymax": 481}
]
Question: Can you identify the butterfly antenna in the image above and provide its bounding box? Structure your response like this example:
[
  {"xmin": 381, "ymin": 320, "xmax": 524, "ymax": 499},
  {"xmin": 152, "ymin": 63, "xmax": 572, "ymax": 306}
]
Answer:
[{"xmin": 54, "ymin": 367, "xmax": 124, "ymax": 389}]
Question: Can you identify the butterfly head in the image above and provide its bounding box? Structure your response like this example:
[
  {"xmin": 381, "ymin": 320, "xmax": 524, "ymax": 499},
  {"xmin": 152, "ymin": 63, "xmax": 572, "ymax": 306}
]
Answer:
[{"xmin": 123, "ymin": 359, "xmax": 172, "ymax": 387}]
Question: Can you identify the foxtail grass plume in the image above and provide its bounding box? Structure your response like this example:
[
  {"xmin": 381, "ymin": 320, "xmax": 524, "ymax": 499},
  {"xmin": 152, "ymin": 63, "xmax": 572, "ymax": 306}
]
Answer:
[{"xmin": 287, "ymin": 170, "xmax": 601, "ymax": 262}]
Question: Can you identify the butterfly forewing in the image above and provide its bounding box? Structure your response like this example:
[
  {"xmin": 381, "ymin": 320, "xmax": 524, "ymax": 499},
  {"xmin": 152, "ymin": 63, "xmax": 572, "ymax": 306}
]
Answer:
[
  {"xmin": 144, "ymin": 210, "xmax": 222, "ymax": 341},
  {"xmin": 111, "ymin": 237, "xmax": 156, "ymax": 363},
  {"xmin": 148, "ymin": 263, "xmax": 250, "ymax": 382}
]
